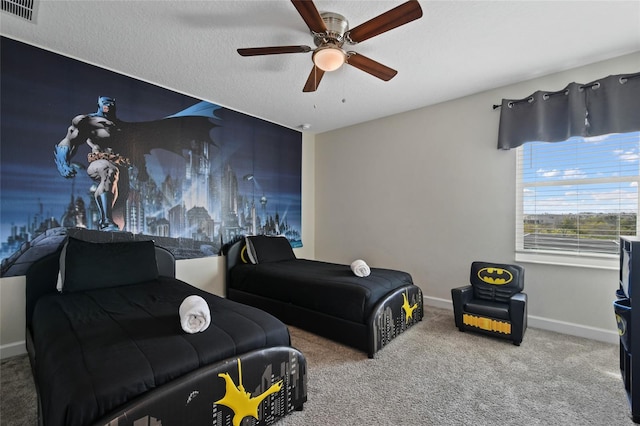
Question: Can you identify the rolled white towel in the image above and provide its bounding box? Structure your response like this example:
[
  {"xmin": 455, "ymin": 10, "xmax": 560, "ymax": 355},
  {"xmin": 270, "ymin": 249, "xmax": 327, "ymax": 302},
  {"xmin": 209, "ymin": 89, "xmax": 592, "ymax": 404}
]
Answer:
[
  {"xmin": 179, "ymin": 295, "xmax": 211, "ymax": 334},
  {"xmin": 350, "ymin": 259, "xmax": 371, "ymax": 277}
]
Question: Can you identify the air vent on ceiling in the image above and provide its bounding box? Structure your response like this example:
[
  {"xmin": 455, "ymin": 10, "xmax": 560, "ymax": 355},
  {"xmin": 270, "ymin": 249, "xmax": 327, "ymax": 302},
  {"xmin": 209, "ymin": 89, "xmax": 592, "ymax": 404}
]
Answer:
[{"xmin": 1, "ymin": 0, "xmax": 38, "ymax": 22}]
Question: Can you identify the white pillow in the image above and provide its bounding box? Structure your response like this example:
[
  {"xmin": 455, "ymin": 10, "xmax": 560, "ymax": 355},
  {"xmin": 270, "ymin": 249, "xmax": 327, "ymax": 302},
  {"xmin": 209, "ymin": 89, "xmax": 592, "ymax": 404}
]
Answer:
[
  {"xmin": 244, "ymin": 236, "xmax": 258, "ymax": 264},
  {"xmin": 56, "ymin": 239, "xmax": 70, "ymax": 292}
]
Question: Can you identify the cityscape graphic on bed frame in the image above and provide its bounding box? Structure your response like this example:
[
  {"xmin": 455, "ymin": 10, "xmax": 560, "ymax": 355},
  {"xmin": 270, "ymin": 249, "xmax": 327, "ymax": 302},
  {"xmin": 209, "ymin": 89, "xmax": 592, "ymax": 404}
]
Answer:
[{"xmin": 0, "ymin": 37, "xmax": 302, "ymax": 276}]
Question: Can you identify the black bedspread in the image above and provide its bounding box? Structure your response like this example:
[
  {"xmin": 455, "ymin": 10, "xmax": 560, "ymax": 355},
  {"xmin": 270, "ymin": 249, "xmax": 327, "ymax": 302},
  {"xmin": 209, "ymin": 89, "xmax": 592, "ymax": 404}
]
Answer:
[
  {"xmin": 31, "ymin": 277, "xmax": 291, "ymax": 426},
  {"xmin": 230, "ymin": 259, "xmax": 414, "ymax": 323}
]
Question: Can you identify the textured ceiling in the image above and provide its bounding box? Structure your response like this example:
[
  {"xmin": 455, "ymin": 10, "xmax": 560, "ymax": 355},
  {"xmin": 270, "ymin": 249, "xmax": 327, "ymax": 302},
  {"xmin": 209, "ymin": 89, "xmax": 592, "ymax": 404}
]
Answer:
[{"xmin": 1, "ymin": 0, "xmax": 639, "ymax": 133}]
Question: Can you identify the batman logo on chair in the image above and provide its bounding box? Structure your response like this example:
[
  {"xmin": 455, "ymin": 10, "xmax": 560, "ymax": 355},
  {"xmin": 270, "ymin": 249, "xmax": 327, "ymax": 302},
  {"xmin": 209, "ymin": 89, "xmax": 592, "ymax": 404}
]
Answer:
[{"xmin": 477, "ymin": 267, "xmax": 514, "ymax": 285}]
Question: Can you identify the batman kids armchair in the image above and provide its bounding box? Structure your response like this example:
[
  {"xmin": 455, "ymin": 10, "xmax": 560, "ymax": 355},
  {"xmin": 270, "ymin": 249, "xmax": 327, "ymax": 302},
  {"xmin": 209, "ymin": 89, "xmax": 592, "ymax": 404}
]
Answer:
[{"xmin": 451, "ymin": 261, "xmax": 527, "ymax": 345}]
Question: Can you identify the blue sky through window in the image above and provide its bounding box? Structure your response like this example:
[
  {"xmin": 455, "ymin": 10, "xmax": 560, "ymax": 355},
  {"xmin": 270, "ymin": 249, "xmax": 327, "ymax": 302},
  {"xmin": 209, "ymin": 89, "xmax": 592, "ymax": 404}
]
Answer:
[{"xmin": 521, "ymin": 132, "xmax": 640, "ymax": 216}]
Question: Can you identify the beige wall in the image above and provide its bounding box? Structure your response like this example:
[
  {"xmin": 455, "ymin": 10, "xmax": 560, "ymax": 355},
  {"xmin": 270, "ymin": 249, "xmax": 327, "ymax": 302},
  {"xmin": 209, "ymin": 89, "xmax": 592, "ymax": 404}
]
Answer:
[
  {"xmin": 0, "ymin": 133, "xmax": 315, "ymax": 359},
  {"xmin": 314, "ymin": 52, "xmax": 640, "ymax": 343}
]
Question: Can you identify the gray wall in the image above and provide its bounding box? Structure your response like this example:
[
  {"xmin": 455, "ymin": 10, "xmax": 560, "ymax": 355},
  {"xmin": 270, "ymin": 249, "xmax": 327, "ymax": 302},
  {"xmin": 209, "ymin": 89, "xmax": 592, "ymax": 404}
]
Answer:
[{"xmin": 314, "ymin": 52, "xmax": 640, "ymax": 343}]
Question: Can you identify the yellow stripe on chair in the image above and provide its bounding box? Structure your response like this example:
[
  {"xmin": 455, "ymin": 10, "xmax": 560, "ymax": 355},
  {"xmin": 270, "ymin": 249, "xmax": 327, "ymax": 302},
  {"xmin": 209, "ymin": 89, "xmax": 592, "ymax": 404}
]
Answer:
[{"xmin": 463, "ymin": 314, "xmax": 512, "ymax": 335}]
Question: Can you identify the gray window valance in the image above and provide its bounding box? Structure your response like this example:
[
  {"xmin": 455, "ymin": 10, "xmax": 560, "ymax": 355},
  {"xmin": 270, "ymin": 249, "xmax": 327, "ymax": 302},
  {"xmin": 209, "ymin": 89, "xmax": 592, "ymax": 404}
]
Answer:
[{"xmin": 497, "ymin": 72, "xmax": 640, "ymax": 150}]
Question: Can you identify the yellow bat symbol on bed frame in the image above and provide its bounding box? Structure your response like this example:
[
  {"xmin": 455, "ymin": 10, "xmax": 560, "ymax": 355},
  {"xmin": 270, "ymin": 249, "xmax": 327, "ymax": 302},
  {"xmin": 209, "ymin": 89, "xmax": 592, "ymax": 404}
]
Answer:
[
  {"xmin": 402, "ymin": 292, "xmax": 418, "ymax": 322},
  {"xmin": 240, "ymin": 245, "xmax": 250, "ymax": 264},
  {"xmin": 477, "ymin": 267, "xmax": 513, "ymax": 285},
  {"xmin": 215, "ymin": 359, "xmax": 283, "ymax": 426}
]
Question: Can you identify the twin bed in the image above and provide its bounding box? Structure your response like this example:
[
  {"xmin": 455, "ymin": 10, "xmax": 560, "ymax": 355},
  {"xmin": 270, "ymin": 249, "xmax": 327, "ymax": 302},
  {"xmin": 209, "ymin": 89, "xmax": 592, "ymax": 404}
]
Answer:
[
  {"xmin": 26, "ymin": 235, "xmax": 423, "ymax": 425},
  {"xmin": 26, "ymin": 237, "xmax": 306, "ymax": 426},
  {"xmin": 224, "ymin": 235, "xmax": 424, "ymax": 358}
]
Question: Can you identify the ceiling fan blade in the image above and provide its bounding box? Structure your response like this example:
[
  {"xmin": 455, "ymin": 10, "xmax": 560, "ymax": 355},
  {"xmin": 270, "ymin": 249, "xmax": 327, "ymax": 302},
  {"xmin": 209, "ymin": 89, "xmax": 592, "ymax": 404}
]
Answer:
[
  {"xmin": 291, "ymin": 0, "xmax": 327, "ymax": 34},
  {"xmin": 238, "ymin": 45, "xmax": 312, "ymax": 56},
  {"xmin": 346, "ymin": 0, "xmax": 423, "ymax": 44},
  {"xmin": 346, "ymin": 52, "xmax": 398, "ymax": 81},
  {"xmin": 303, "ymin": 66, "xmax": 325, "ymax": 92}
]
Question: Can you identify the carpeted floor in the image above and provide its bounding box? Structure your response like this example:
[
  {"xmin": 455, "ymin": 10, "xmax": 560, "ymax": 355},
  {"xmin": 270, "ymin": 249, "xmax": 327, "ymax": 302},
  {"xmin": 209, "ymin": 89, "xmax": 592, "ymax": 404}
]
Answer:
[
  {"xmin": 1, "ymin": 350, "xmax": 37, "ymax": 425},
  {"xmin": 1, "ymin": 307, "xmax": 635, "ymax": 425}
]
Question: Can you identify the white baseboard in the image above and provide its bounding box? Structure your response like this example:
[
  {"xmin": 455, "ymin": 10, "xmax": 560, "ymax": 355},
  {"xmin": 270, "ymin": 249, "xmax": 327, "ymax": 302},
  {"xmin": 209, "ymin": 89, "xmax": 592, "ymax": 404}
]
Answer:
[
  {"xmin": 423, "ymin": 296, "xmax": 619, "ymax": 345},
  {"xmin": 424, "ymin": 296, "xmax": 455, "ymax": 311},
  {"xmin": 0, "ymin": 340, "xmax": 26, "ymax": 360},
  {"xmin": 526, "ymin": 315, "xmax": 619, "ymax": 344}
]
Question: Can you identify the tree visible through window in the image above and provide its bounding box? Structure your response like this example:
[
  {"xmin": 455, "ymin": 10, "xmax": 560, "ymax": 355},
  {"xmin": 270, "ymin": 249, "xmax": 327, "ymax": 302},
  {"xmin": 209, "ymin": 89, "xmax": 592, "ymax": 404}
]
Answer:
[{"xmin": 516, "ymin": 131, "xmax": 639, "ymax": 259}]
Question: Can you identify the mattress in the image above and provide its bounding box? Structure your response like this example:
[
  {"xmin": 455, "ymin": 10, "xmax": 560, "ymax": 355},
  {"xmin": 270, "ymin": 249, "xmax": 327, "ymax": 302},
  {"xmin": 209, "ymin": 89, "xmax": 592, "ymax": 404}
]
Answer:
[
  {"xmin": 31, "ymin": 276, "xmax": 291, "ymax": 426},
  {"xmin": 230, "ymin": 259, "xmax": 414, "ymax": 323}
]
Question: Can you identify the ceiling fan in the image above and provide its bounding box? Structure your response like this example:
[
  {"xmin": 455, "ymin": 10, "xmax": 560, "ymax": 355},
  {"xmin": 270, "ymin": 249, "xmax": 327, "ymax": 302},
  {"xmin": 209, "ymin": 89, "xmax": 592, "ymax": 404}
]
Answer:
[{"xmin": 237, "ymin": 0, "xmax": 423, "ymax": 92}]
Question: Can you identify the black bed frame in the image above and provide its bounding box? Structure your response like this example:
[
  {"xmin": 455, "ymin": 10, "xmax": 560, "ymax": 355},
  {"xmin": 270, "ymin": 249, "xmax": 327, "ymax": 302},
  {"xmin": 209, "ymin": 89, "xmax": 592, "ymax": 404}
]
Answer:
[
  {"xmin": 224, "ymin": 239, "xmax": 424, "ymax": 358},
  {"xmin": 25, "ymin": 244, "xmax": 307, "ymax": 426}
]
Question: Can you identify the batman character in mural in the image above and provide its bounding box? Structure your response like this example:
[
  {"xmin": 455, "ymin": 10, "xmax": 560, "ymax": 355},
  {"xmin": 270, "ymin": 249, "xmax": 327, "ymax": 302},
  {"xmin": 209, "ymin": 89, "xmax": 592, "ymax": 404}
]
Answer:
[{"xmin": 54, "ymin": 96, "xmax": 217, "ymax": 231}]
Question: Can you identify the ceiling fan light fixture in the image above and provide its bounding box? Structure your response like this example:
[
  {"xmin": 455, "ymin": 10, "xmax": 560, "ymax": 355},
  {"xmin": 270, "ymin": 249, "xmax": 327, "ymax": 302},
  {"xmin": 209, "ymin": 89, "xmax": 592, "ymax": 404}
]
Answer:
[{"xmin": 312, "ymin": 45, "xmax": 346, "ymax": 72}]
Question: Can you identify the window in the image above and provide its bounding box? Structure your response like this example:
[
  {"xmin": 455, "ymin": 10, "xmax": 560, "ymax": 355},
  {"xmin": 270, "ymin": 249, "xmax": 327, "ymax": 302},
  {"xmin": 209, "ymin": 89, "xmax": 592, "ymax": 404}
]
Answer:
[{"xmin": 516, "ymin": 131, "xmax": 640, "ymax": 268}]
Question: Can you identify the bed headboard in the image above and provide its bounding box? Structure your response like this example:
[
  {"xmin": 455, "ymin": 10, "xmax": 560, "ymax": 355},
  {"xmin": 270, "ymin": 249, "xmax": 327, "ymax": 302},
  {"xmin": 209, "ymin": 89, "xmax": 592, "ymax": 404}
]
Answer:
[
  {"xmin": 25, "ymin": 242, "xmax": 176, "ymax": 328},
  {"xmin": 25, "ymin": 248, "xmax": 63, "ymax": 329},
  {"xmin": 155, "ymin": 246, "xmax": 176, "ymax": 278},
  {"xmin": 223, "ymin": 236, "xmax": 297, "ymax": 294},
  {"xmin": 223, "ymin": 238, "xmax": 247, "ymax": 289}
]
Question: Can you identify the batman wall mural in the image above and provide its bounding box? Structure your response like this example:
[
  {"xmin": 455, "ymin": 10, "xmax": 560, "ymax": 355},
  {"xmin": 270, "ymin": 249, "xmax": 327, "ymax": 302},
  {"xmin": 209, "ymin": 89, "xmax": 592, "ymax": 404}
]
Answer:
[{"xmin": 0, "ymin": 37, "xmax": 302, "ymax": 276}]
